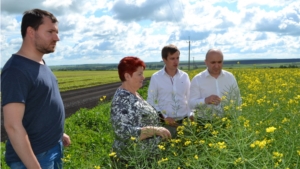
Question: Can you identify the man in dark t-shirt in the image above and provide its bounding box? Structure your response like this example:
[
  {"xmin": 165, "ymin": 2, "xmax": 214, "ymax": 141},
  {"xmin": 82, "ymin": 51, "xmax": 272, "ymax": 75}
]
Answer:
[{"xmin": 1, "ymin": 9, "xmax": 70, "ymax": 169}]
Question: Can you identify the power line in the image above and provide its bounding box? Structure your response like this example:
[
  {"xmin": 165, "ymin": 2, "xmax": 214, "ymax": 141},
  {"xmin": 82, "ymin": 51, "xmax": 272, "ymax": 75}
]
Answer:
[
  {"xmin": 167, "ymin": 0, "xmax": 179, "ymax": 24},
  {"xmin": 187, "ymin": 36, "xmax": 191, "ymax": 71}
]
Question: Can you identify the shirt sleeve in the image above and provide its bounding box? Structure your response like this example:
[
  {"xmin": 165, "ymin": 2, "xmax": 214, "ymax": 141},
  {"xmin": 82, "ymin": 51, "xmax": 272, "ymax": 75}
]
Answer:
[
  {"xmin": 1, "ymin": 67, "xmax": 31, "ymax": 107},
  {"xmin": 184, "ymin": 74, "xmax": 193, "ymax": 116},
  {"xmin": 147, "ymin": 76, "xmax": 165, "ymax": 116},
  {"xmin": 111, "ymin": 96, "xmax": 142, "ymax": 140},
  {"xmin": 189, "ymin": 76, "xmax": 205, "ymax": 109},
  {"xmin": 232, "ymin": 76, "xmax": 242, "ymax": 106}
]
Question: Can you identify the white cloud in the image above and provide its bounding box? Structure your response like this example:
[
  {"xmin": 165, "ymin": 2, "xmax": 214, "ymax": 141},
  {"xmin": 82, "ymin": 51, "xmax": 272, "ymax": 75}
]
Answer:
[{"xmin": 1, "ymin": 0, "xmax": 299, "ymax": 67}]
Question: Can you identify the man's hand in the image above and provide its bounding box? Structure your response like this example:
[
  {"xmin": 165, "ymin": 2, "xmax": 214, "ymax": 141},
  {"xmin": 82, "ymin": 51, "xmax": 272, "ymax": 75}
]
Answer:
[
  {"xmin": 62, "ymin": 133, "xmax": 71, "ymax": 147},
  {"xmin": 189, "ymin": 115, "xmax": 194, "ymax": 122},
  {"xmin": 205, "ymin": 95, "xmax": 221, "ymax": 105},
  {"xmin": 164, "ymin": 117, "xmax": 178, "ymax": 127}
]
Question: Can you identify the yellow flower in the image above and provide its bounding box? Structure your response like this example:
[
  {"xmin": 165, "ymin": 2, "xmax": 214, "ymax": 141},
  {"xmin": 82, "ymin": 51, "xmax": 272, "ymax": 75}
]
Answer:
[
  {"xmin": 94, "ymin": 166, "xmax": 101, "ymax": 169},
  {"xmin": 273, "ymin": 151, "xmax": 283, "ymax": 158},
  {"xmin": 178, "ymin": 131, "xmax": 184, "ymax": 135},
  {"xmin": 157, "ymin": 158, "xmax": 168, "ymax": 164},
  {"xmin": 224, "ymin": 106, "xmax": 229, "ymax": 111},
  {"xmin": 281, "ymin": 118, "xmax": 290, "ymax": 123},
  {"xmin": 199, "ymin": 140, "xmax": 205, "ymax": 144},
  {"xmin": 204, "ymin": 123, "xmax": 212, "ymax": 129},
  {"xmin": 211, "ymin": 130, "xmax": 218, "ymax": 136},
  {"xmin": 184, "ymin": 140, "xmax": 191, "ymax": 146},
  {"xmin": 109, "ymin": 152, "xmax": 117, "ymax": 157},
  {"xmin": 222, "ymin": 117, "xmax": 228, "ymax": 122},
  {"xmin": 258, "ymin": 140, "xmax": 267, "ymax": 149},
  {"xmin": 191, "ymin": 121, "xmax": 197, "ymax": 126},
  {"xmin": 158, "ymin": 145, "xmax": 165, "ymax": 150},
  {"xmin": 234, "ymin": 157, "xmax": 243, "ymax": 165},
  {"xmin": 217, "ymin": 142, "xmax": 227, "ymax": 149},
  {"xmin": 266, "ymin": 126, "xmax": 277, "ymax": 133},
  {"xmin": 244, "ymin": 120, "xmax": 250, "ymax": 128},
  {"xmin": 130, "ymin": 137, "xmax": 136, "ymax": 141},
  {"xmin": 194, "ymin": 155, "xmax": 198, "ymax": 160}
]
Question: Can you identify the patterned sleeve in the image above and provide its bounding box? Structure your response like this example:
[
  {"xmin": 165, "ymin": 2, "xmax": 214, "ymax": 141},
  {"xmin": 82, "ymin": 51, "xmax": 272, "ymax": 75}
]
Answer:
[{"xmin": 111, "ymin": 92, "xmax": 142, "ymax": 140}]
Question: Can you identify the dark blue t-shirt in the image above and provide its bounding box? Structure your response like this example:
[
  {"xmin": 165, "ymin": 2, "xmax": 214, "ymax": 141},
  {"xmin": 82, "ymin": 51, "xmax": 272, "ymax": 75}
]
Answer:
[{"xmin": 1, "ymin": 54, "xmax": 65, "ymax": 163}]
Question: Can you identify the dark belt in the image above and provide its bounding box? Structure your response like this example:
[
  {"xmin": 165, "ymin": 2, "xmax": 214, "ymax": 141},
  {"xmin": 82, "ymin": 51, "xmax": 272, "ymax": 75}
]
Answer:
[
  {"xmin": 176, "ymin": 116, "xmax": 188, "ymax": 124},
  {"xmin": 158, "ymin": 111, "xmax": 188, "ymax": 124}
]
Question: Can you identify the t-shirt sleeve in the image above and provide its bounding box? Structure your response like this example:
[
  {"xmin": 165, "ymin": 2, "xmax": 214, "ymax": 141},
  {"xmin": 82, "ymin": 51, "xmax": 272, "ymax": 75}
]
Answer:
[{"xmin": 1, "ymin": 67, "xmax": 31, "ymax": 107}]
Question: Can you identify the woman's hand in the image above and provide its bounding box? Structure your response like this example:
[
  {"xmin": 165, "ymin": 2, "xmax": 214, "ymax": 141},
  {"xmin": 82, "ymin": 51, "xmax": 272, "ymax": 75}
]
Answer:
[
  {"xmin": 154, "ymin": 127, "xmax": 172, "ymax": 140},
  {"xmin": 140, "ymin": 126, "xmax": 172, "ymax": 140}
]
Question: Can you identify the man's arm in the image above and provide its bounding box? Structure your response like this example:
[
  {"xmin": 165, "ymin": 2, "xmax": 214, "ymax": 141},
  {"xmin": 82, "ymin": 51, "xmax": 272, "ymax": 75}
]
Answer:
[
  {"xmin": 3, "ymin": 103, "xmax": 41, "ymax": 169},
  {"xmin": 232, "ymin": 76, "xmax": 242, "ymax": 106},
  {"xmin": 147, "ymin": 76, "xmax": 162, "ymax": 113},
  {"xmin": 184, "ymin": 74, "xmax": 193, "ymax": 117},
  {"xmin": 189, "ymin": 76, "xmax": 205, "ymax": 109}
]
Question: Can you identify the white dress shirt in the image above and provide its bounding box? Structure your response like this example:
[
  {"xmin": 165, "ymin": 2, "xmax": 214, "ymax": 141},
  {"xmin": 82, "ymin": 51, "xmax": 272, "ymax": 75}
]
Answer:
[
  {"xmin": 147, "ymin": 67, "xmax": 191, "ymax": 120},
  {"xmin": 189, "ymin": 69, "xmax": 241, "ymax": 118}
]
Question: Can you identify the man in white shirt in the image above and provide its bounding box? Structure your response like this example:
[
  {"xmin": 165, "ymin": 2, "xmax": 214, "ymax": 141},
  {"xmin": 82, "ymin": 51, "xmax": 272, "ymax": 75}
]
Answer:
[
  {"xmin": 189, "ymin": 49, "xmax": 241, "ymax": 120},
  {"xmin": 147, "ymin": 44, "xmax": 192, "ymax": 137}
]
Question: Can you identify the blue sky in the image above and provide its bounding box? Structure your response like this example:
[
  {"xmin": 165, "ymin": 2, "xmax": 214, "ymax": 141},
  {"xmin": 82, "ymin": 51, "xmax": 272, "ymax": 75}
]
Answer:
[{"xmin": 1, "ymin": 0, "xmax": 300, "ymax": 67}]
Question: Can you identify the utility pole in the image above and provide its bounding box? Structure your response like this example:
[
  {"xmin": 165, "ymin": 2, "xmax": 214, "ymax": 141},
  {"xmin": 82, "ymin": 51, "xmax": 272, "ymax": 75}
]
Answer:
[
  {"xmin": 187, "ymin": 36, "xmax": 191, "ymax": 71},
  {"xmin": 193, "ymin": 57, "xmax": 195, "ymax": 69}
]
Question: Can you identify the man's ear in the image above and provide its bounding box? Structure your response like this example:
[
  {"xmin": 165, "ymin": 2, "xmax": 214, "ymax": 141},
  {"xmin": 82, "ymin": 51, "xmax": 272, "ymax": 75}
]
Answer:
[{"xmin": 26, "ymin": 27, "xmax": 35, "ymax": 38}]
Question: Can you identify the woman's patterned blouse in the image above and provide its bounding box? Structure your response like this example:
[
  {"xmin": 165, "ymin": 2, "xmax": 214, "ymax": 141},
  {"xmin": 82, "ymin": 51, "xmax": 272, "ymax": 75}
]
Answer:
[{"xmin": 110, "ymin": 87, "xmax": 162, "ymax": 159}]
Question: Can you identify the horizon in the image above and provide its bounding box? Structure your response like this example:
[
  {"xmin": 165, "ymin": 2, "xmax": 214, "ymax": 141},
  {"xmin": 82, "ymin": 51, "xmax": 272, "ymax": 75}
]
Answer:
[
  {"xmin": 47, "ymin": 57, "xmax": 300, "ymax": 68},
  {"xmin": 1, "ymin": 1, "xmax": 300, "ymax": 67}
]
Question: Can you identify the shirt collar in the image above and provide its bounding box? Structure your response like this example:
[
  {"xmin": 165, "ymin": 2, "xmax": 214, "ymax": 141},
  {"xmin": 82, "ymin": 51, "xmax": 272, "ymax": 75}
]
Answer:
[
  {"xmin": 204, "ymin": 69, "xmax": 224, "ymax": 77},
  {"xmin": 161, "ymin": 65, "xmax": 180, "ymax": 76}
]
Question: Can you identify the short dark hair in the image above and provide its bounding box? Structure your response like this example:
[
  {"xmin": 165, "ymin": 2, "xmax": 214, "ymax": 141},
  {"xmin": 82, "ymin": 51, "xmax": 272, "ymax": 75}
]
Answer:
[
  {"xmin": 21, "ymin": 9, "xmax": 58, "ymax": 38},
  {"xmin": 161, "ymin": 44, "xmax": 180, "ymax": 60},
  {"xmin": 118, "ymin": 56, "xmax": 146, "ymax": 82}
]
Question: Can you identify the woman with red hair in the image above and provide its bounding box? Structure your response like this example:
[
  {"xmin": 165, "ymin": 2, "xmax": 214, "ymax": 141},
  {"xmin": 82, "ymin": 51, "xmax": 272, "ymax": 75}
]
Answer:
[{"xmin": 110, "ymin": 56, "xmax": 171, "ymax": 167}]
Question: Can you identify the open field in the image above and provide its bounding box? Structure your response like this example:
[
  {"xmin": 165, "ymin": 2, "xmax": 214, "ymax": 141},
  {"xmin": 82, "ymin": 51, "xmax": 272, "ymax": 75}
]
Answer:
[
  {"xmin": 54, "ymin": 70, "xmax": 157, "ymax": 92},
  {"xmin": 53, "ymin": 62, "xmax": 299, "ymax": 92},
  {"xmin": 2, "ymin": 68, "xmax": 299, "ymax": 168}
]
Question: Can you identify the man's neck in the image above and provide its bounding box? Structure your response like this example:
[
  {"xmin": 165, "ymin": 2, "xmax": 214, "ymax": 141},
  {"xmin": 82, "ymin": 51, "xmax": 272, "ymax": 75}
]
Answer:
[
  {"xmin": 208, "ymin": 69, "xmax": 221, "ymax": 79},
  {"xmin": 17, "ymin": 45, "xmax": 44, "ymax": 64},
  {"xmin": 165, "ymin": 67, "xmax": 177, "ymax": 77}
]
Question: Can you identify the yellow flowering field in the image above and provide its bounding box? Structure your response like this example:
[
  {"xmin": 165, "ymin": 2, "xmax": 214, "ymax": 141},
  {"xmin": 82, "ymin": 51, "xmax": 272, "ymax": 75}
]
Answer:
[
  {"xmin": 1, "ymin": 68, "xmax": 299, "ymax": 169},
  {"xmin": 119, "ymin": 68, "xmax": 300, "ymax": 168}
]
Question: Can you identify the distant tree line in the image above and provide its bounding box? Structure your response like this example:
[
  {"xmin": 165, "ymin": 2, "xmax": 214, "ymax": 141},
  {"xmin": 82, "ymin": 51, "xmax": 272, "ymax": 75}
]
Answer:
[{"xmin": 279, "ymin": 64, "xmax": 299, "ymax": 68}]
